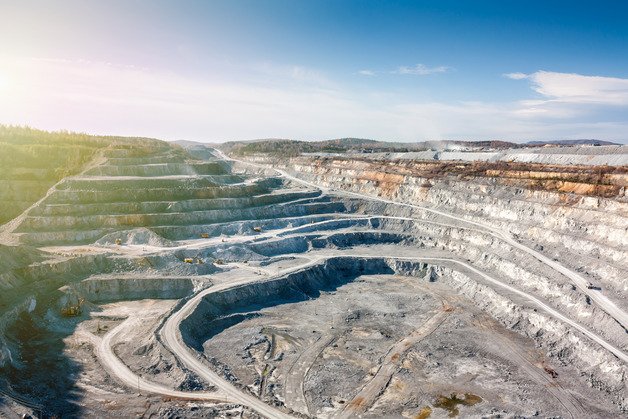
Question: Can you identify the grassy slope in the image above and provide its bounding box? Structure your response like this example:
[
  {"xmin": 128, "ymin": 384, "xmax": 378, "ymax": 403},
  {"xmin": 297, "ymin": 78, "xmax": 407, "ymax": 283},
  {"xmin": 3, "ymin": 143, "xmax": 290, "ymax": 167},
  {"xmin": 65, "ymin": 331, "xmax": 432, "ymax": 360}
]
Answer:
[{"xmin": 0, "ymin": 126, "xmax": 169, "ymax": 225}]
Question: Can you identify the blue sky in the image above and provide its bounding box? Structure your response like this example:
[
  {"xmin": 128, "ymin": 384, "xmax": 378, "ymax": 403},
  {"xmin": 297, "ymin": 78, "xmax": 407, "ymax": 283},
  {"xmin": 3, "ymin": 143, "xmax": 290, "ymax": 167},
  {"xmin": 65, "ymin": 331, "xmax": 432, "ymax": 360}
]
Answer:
[{"xmin": 1, "ymin": 0, "xmax": 627, "ymax": 142}]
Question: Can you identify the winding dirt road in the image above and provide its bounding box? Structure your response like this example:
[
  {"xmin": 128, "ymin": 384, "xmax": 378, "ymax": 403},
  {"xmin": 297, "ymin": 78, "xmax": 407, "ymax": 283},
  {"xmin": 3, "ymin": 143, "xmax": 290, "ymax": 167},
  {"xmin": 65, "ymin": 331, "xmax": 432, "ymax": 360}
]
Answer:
[
  {"xmin": 159, "ymin": 279, "xmax": 294, "ymax": 419},
  {"xmin": 283, "ymin": 333, "xmax": 338, "ymax": 415},
  {"xmin": 96, "ymin": 316, "xmax": 231, "ymax": 403}
]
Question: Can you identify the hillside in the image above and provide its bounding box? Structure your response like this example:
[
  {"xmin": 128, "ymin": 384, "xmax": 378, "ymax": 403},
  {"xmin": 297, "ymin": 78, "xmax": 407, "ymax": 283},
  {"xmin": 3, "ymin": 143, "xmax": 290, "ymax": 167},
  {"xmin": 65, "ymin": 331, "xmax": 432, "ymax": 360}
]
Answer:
[{"xmin": 0, "ymin": 126, "xmax": 174, "ymax": 225}]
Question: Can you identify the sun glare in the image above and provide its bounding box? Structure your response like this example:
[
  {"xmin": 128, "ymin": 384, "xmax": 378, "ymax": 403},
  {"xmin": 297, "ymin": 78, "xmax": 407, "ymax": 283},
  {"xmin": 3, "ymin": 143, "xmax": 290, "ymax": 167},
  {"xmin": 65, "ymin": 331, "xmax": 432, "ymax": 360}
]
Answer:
[{"xmin": 0, "ymin": 72, "xmax": 9, "ymax": 91}]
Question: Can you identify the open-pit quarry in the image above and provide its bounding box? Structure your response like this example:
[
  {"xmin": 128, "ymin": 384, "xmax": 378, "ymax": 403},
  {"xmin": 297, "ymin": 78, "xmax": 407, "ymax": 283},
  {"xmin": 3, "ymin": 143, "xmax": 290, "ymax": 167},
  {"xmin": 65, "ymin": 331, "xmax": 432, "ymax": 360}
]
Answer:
[{"xmin": 0, "ymin": 135, "xmax": 627, "ymax": 418}]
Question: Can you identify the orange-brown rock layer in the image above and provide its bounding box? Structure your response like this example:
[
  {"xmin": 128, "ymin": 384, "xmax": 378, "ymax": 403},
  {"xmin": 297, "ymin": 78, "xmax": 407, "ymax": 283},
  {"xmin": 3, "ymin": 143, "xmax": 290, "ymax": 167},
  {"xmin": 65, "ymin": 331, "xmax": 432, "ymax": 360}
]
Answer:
[{"xmin": 297, "ymin": 157, "xmax": 627, "ymax": 199}]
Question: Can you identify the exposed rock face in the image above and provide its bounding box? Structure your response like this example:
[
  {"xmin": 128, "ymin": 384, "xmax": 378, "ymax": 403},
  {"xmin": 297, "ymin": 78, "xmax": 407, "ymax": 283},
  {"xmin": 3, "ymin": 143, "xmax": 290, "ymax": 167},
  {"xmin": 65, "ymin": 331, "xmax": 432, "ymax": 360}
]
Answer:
[
  {"xmin": 63, "ymin": 275, "xmax": 200, "ymax": 303},
  {"xmin": 252, "ymin": 155, "xmax": 627, "ymax": 291}
]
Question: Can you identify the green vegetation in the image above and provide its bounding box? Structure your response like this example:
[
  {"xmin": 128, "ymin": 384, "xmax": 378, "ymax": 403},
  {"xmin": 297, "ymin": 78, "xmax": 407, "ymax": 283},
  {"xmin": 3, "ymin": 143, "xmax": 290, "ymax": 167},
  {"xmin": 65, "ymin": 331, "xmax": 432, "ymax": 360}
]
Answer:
[
  {"xmin": 0, "ymin": 126, "xmax": 170, "ymax": 225},
  {"xmin": 218, "ymin": 138, "xmax": 524, "ymax": 157},
  {"xmin": 221, "ymin": 138, "xmax": 620, "ymax": 159},
  {"xmin": 226, "ymin": 139, "xmax": 317, "ymax": 157},
  {"xmin": 220, "ymin": 137, "xmax": 422, "ymax": 157}
]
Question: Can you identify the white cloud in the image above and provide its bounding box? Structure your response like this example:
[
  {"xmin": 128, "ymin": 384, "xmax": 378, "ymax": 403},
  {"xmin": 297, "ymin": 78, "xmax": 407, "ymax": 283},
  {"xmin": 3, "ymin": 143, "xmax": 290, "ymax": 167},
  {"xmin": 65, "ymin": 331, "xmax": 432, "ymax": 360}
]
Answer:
[
  {"xmin": 503, "ymin": 72, "xmax": 528, "ymax": 80},
  {"xmin": 356, "ymin": 64, "xmax": 450, "ymax": 77},
  {"xmin": 289, "ymin": 65, "xmax": 330, "ymax": 85},
  {"xmin": 527, "ymin": 71, "xmax": 628, "ymax": 105},
  {"xmin": 503, "ymin": 70, "xmax": 628, "ymax": 122},
  {"xmin": 506, "ymin": 70, "xmax": 628, "ymax": 106},
  {"xmin": 394, "ymin": 64, "xmax": 450, "ymax": 75},
  {"xmin": 255, "ymin": 62, "xmax": 332, "ymax": 87}
]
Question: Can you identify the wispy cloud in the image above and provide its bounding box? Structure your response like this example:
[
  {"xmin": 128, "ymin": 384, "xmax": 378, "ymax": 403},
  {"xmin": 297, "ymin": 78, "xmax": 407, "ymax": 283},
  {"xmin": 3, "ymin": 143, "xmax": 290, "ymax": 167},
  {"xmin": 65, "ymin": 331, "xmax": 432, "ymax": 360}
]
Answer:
[
  {"xmin": 255, "ymin": 62, "xmax": 332, "ymax": 87},
  {"xmin": 503, "ymin": 72, "xmax": 528, "ymax": 80},
  {"xmin": 289, "ymin": 65, "xmax": 330, "ymax": 85},
  {"xmin": 357, "ymin": 64, "xmax": 450, "ymax": 77},
  {"xmin": 393, "ymin": 64, "xmax": 450, "ymax": 75}
]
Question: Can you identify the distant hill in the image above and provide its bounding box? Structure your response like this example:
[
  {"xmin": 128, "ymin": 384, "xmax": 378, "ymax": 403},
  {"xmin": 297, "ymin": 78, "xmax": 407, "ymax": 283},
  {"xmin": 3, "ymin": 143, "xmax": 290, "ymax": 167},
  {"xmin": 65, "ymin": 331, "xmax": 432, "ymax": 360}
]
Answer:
[
  {"xmin": 217, "ymin": 138, "xmax": 521, "ymax": 156},
  {"xmin": 322, "ymin": 138, "xmax": 379, "ymax": 145},
  {"xmin": 214, "ymin": 137, "xmax": 624, "ymax": 157},
  {"xmin": 525, "ymin": 139, "xmax": 620, "ymax": 146}
]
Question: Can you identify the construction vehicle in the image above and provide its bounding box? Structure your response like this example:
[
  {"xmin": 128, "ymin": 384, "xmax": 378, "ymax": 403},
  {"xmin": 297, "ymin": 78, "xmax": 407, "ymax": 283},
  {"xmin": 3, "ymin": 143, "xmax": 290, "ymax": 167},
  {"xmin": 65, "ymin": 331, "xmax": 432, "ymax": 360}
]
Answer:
[
  {"xmin": 183, "ymin": 256, "xmax": 204, "ymax": 264},
  {"xmin": 200, "ymin": 233, "xmax": 209, "ymax": 238},
  {"xmin": 61, "ymin": 297, "xmax": 84, "ymax": 317},
  {"xmin": 61, "ymin": 305, "xmax": 80, "ymax": 316},
  {"xmin": 253, "ymin": 226, "xmax": 262, "ymax": 232},
  {"xmin": 115, "ymin": 238, "xmax": 122, "ymax": 245}
]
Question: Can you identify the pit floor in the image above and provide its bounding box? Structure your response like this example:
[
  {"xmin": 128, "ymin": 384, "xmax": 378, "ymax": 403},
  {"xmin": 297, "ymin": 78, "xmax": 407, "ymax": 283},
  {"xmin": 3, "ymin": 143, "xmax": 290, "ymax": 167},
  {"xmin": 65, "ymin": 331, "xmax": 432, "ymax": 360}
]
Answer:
[{"xmin": 201, "ymin": 274, "xmax": 615, "ymax": 418}]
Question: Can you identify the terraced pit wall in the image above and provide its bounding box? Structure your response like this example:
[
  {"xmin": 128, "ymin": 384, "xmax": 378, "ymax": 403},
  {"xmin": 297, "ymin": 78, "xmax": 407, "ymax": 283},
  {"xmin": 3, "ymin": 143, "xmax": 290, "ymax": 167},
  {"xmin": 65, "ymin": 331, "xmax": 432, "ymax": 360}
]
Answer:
[
  {"xmin": 243, "ymin": 154, "xmax": 628, "ymax": 290},
  {"xmin": 0, "ymin": 126, "xmax": 176, "ymax": 226}
]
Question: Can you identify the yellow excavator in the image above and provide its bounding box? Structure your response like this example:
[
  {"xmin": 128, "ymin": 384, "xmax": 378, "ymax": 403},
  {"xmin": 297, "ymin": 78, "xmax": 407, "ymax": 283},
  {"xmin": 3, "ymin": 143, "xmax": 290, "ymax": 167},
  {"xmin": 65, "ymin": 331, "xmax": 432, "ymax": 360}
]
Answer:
[{"xmin": 61, "ymin": 297, "xmax": 84, "ymax": 317}]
